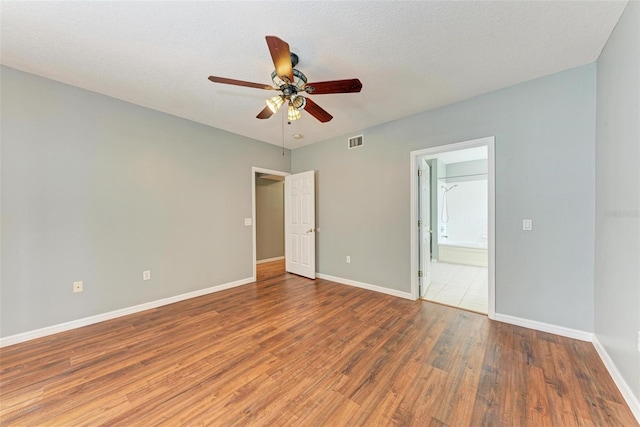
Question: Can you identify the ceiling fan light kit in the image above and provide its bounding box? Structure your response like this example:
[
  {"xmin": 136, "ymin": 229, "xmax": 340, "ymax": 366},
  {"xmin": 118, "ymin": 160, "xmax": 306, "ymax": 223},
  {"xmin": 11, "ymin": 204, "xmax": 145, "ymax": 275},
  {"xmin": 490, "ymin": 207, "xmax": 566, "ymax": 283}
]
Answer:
[
  {"xmin": 287, "ymin": 104, "xmax": 301, "ymax": 121},
  {"xmin": 208, "ymin": 36, "xmax": 362, "ymax": 123},
  {"xmin": 266, "ymin": 95, "xmax": 285, "ymax": 114}
]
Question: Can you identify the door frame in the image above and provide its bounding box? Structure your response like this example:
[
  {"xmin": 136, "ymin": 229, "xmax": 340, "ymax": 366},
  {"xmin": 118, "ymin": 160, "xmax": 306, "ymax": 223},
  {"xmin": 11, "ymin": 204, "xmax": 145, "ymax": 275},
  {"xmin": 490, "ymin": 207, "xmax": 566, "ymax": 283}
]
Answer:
[
  {"xmin": 251, "ymin": 167, "xmax": 290, "ymax": 281},
  {"xmin": 418, "ymin": 161, "xmax": 432, "ymax": 298},
  {"xmin": 409, "ymin": 136, "xmax": 496, "ymax": 319}
]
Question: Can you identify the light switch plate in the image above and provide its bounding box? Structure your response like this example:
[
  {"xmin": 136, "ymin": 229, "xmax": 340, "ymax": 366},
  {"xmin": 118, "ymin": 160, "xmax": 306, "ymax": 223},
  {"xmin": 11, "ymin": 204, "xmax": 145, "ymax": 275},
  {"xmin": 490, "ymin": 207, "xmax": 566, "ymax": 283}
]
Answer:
[{"xmin": 523, "ymin": 219, "xmax": 532, "ymax": 231}]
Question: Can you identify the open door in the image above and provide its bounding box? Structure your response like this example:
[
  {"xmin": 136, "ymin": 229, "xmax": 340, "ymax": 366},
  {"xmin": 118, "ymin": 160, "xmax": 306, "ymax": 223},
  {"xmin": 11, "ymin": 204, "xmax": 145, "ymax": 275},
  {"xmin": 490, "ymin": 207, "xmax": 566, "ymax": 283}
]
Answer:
[
  {"xmin": 285, "ymin": 171, "xmax": 316, "ymax": 279},
  {"xmin": 419, "ymin": 162, "xmax": 432, "ymax": 297}
]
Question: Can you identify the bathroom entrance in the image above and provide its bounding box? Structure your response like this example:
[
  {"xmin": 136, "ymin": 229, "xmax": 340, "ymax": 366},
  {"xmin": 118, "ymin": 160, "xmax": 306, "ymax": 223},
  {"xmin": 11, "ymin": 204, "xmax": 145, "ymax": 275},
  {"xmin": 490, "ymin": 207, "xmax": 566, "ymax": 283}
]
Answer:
[{"xmin": 411, "ymin": 137, "xmax": 495, "ymax": 316}]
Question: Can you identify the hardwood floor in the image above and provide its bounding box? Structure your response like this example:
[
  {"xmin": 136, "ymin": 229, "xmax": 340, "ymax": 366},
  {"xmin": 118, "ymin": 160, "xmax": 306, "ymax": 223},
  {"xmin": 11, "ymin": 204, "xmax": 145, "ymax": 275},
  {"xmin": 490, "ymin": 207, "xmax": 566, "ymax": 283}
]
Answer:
[{"xmin": 1, "ymin": 260, "xmax": 637, "ymax": 426}]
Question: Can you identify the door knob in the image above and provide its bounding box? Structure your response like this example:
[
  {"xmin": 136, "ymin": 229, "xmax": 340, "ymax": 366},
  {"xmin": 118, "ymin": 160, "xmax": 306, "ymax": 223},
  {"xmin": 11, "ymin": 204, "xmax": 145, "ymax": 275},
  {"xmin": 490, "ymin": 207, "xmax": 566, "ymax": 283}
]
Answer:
[{"xmin": 307, "ymin": 228, "xmax": 315, "ymax": 233}]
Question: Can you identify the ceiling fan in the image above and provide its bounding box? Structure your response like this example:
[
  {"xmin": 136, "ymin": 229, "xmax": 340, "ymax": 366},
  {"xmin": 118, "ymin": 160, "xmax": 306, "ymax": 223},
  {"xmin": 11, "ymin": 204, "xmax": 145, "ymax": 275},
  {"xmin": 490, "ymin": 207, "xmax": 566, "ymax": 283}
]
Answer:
[{"xmin": 208, "ymin": 36, "xmax": 362, "ymax": 123}]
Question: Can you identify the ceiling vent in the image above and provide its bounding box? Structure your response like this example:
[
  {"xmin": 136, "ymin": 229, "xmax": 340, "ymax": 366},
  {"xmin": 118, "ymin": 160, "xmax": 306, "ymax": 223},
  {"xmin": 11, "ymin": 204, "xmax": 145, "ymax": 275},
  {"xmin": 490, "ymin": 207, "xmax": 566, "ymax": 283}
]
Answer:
[{"xmin": 348, "ymin": 135, "xmax": 363, "ymax": 149}]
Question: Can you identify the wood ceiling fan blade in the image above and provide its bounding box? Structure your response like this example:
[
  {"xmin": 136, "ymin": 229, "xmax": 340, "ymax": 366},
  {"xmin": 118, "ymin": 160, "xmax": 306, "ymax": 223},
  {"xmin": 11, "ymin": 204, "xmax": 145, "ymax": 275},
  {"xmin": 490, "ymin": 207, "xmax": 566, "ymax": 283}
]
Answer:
[
  {"xmin": 265, "ymin": 36, "xmax": 294, "ymax": 83},
  {"xmin": 305, "ymin": 79, "xmax": 362, "ymax": 94},
  {"xmin": 208, "ymin": 76, "xmax": 276, "ymax": 90},
  {"xmin": 256, "ymin": 105, "xmax": 274, "ymax": 119},
  {"xmin": 303, "ymin": 98, "xmax": 333, "ymax": 123}
]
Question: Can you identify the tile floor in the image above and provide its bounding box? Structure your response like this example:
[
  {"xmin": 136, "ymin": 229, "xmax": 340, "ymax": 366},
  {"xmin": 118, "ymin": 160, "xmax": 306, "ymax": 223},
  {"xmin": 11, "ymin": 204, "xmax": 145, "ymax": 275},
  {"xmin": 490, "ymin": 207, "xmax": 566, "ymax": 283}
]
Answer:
[{"xmin": 423, "ymin": 261, "xmax": 488, "ymax": 314}]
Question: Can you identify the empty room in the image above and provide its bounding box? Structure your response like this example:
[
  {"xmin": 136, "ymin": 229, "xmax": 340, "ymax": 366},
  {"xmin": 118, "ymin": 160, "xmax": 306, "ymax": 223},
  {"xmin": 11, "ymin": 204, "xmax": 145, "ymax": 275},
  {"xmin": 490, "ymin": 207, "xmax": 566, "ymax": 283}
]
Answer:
[{"xmin": 1, "ymin": 1, "xmax": 639, "ymax": 425}]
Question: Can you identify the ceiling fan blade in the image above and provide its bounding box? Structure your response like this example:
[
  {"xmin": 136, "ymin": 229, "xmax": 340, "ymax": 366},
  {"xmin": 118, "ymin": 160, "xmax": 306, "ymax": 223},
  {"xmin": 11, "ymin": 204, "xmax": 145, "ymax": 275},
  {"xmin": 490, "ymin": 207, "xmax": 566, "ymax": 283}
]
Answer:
[
  {"xmin": 265, "ymin": 36, "xmax": 294, "ymax": 83},
  {"xmin": 303, "ymin": 98, "xmax": 333, "ymax": 123},
  {"xmin": 208, "ymin": 76, "xmax": 276, "ymax": 90},
  {"xmin": 305, "ymin": 79, "xmax": 362, "ymax": 94},
  {"xmin": 256, "ymin": 105, "xmax": 274, "ymax": 120}
]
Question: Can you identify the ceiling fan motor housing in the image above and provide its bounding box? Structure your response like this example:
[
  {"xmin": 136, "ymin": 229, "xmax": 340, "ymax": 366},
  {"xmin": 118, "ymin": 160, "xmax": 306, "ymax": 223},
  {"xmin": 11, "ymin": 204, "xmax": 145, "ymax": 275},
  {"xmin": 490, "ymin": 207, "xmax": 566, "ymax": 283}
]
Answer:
[
  {"xmin": 282, "ymin": 85, "xmax": 296, "ymax": 96},
  {"xmin": 271, "ymin": 67, "xmax": 308, "ymax": 98}
]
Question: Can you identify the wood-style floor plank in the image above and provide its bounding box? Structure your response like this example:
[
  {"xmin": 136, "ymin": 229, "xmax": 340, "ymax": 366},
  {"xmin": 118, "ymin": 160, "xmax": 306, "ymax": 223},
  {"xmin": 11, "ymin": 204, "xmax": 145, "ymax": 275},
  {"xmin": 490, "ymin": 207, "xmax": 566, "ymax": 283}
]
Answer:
[{"xmin": 0, "ymin": 260, "xmax": 637, "ymax": 426}]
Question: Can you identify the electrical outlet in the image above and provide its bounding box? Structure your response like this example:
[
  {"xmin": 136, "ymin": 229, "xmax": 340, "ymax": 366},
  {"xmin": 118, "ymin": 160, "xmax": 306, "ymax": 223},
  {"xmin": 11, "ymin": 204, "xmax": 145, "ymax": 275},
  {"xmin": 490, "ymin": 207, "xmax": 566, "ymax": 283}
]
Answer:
[
  {"xmin": 143, "ymin": 270, "xmax": 151, "ymax": 281},
  {"xmin": 346, "ymin": 256, "xmax": 351, "ymax": 264},
  {"xmin": 244, "ymin": 218, "xmax": 252, "ymax": 226},
  {"xmin": 523, "ymin": 219, "xmax": 532, "ymax": 231},
  {"xmin": 73, "ymin": 281, "xmax": 83, "ymax": 293}
]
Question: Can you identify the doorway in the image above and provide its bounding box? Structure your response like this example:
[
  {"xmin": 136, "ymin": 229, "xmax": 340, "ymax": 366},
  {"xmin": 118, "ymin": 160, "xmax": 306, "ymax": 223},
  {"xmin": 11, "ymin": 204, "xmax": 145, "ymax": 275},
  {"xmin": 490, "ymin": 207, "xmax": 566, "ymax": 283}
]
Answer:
[
  {"xmin": 410, "ymin": 137, "xmax": 495, "ymax": 318},
  {"xmin": 252, "ymin": 167, "xmax": 289, "ymax": 281}
]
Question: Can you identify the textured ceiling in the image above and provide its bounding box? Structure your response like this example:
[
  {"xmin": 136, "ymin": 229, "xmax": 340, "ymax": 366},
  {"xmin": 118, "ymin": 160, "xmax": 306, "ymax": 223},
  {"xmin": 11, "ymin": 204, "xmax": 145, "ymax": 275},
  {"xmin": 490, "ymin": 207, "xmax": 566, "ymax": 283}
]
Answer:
[{"xmin": 0, "ymin": 1, "xmax": 627, "ymax": 149}]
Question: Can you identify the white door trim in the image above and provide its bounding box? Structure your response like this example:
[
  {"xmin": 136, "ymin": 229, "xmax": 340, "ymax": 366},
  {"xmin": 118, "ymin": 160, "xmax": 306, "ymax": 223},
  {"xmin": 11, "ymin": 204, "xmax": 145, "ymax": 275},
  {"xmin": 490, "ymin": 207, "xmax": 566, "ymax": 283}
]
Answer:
[
  {"xmin": 409, "ymin": 136, "xmax": 496, "ymax": 319},
  {"xmin": 251, "ymin": 167, "xmax": 290, "ymax": 281},
  {"xmin": 418, "ymin": 161, "xmax": 432, "ymax": 297}
]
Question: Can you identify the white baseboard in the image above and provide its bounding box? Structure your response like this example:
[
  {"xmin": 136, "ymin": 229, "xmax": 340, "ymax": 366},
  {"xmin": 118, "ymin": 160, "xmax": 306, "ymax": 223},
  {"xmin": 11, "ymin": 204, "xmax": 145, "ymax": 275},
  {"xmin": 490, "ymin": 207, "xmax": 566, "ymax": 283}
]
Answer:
[
  {"xmin": 0, "ymin": 277, "xmax": 254, "ymax": 348},
  {"xmin": 256, "ymin": 256, "xmax": 285, "ymax": 264},
  {"xmin": 593, "ymin": 335, "xmax": 640, "ymax": 423},
  {"xmin": 493, "ymin": 313, "xmax": 593, "ymax": 342},
  {"xmin": 316, "ymin": 273, "xmax": 414, "ymax": 300}
]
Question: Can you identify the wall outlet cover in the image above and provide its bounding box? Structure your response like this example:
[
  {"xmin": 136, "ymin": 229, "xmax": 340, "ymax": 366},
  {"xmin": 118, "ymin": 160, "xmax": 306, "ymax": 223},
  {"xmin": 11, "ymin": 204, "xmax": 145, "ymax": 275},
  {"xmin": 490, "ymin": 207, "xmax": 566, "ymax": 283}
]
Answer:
[{"xmin": 143, "ymin": 270, "xmax": 151, "ymax": 280}]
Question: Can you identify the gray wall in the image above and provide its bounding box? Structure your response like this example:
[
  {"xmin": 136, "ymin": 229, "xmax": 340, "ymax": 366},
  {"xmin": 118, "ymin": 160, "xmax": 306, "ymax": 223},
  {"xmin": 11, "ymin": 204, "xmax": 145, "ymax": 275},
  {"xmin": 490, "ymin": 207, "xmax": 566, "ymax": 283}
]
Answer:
[
  {"xmin": 255, "ymin": 177, "xmax": 284, "ymax": 261},
  {"xmin": 1, "ymin": 66, "xmax": 290, "ymax": 337},
  {"xmin": 595, "ymin": 1, "xmax": 640, "ymax": 402},
  {"xmin": 293, "ymin": 64, "xmax": 596, "ymax": 332},
  {"xmin": 444, "ymin": 159, "xmax": 488, "ymax": 183}
]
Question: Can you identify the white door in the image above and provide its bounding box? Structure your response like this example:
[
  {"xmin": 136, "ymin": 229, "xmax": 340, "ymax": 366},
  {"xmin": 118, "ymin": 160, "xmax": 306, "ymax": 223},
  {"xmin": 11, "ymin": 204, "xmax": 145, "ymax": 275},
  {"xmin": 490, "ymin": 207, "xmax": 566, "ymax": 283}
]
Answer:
[
  {"xmin": 419, "ymin": 162, "xmax": 432, "ymax": 297},
  {"xmin": 285, "ymin": 171, "xmax": 316, "ymax": 279}
]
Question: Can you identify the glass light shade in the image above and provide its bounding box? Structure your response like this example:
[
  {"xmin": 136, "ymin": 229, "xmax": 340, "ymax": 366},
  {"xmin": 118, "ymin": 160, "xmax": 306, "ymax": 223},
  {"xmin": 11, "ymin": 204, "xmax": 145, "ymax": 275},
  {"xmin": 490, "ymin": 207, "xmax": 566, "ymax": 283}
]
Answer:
[
  {"xmin": 266, "ymin": 96, "xmax": 285, "ymax": 113},
  {"xmin": 291, "ymin": 95, "xmax": 306, "ymax": 110},
  {"xmin": 288, "ymin": 104, "xmax": 301, "ymax": 121}
]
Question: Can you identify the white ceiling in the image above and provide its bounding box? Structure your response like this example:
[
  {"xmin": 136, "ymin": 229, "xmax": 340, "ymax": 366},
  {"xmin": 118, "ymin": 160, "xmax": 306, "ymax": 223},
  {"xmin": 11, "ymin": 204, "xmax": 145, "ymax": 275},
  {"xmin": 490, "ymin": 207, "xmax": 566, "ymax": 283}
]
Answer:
[{"xmin": 0, "ymin": 1, "xmax": 627, "ymax": 149}]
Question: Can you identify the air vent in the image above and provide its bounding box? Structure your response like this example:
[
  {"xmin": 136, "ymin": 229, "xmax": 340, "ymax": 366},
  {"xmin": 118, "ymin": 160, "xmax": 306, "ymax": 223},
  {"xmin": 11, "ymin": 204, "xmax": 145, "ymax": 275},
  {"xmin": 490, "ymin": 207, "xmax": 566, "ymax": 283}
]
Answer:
[{"xmin": 348, "ymin": 135, "xmax": 363, "ymax": 149}]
